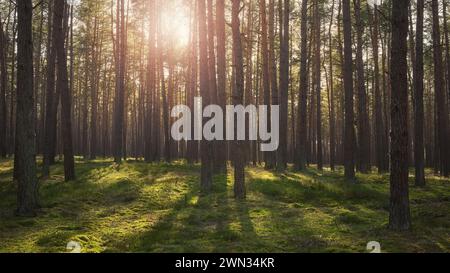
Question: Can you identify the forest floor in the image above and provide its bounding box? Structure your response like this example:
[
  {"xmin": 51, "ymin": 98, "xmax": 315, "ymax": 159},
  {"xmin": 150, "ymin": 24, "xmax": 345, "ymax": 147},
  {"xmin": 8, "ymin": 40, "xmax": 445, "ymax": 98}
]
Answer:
[{"xmin": 0, "ymin": 158, "xmax": 449, "ymax": 253}]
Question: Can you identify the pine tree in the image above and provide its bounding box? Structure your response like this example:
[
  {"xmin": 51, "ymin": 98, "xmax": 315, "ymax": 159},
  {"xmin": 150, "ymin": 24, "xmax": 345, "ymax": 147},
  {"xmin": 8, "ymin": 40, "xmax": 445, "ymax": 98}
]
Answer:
[
  {"xmin": 15, "ymin": 0, "xmax": 39, "ymax": 216},
  {"xmin": 389, "ymin": 0, "xmax": 411, "ymax": 231}
]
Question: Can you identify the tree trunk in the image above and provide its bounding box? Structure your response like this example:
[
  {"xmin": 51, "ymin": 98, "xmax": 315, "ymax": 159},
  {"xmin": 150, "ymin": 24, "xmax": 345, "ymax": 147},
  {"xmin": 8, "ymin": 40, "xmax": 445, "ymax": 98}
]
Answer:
[
  {"xmin": 354, "ymin": 0, "xmax": 370, "ymax": 173},
  {"xmin": 245, "ymin": 0, "xmax": 254, "ymax": 164},
  {"xmin": 187, "ymin": 0, "xmax": 199, "ymax": 163},
  {"xmin": 267, "ymin": 0, "xmax": 278, "ymax": 169},
  {"xmin": 9, "ymin": 11, "xmax": 17, "ymax": 160},
  {"xmin": 277, "ymin": 0, "xmax": 289, "ymax": 172},
  {"xmin": 260, "ymin": 0, "xmax": 272, "ymax": 171},
  {"xmin": 0, "ymin": 17, "xmax": 7, "ymax": 158},
  {"xmin": 443, "ymin": 0, "xmax": 450, "ymax": 175},
  {"xmin": 432, "ymin": 0, "xmax": 450, "ymax": 177},
  {"xmin": 43, "ymin": 0, "xmax": 58, "ymax": 176},
  {"xmin": 199, "ymin": 0, "xmax": 213, "ymax": 193},
  {"xmin": 342, "ymin": 0, "xmax": 355, "ymax": 180},
  {"xmin": 145, "ymin": 0, "xmax": 156, "ymax": 162},
  {"xmin": 295, "ymin": 0, "xmax": 309, "ymax": 171},
  {"xmin": 314, "ymin": 0, "xmax": 323, "ymax": 171},
  {"xmin": 328, "ymin": 0, "xmax": 336, "ymax": 171},
  {"xmin": 206, "ymin": 0, "xmax": 222, "ymax": 171},
  {"xmin": 89, "ymin": 19, "xmax": 99, "ymax": 160},
  {"xmin": 15, "ymin": 0, "xmax": 39, "ymax": 216},
  {"xmin": 389, "ymin": 0, "xmax": 411, "ymax": 231},
  {"xmin": 367, "ymin": 3, "xmax": 388, "ymax": 173},
  {"xmin": 34, "ymin": 4, "xmax": 44, "ymax": 155},
  {"xmin": 215, "ymin": 0, "xmax": 227, "ymax": 169},
  {"xmin": 414, "ymin": 0, "xmax": 425, "ymax": 186},
  {"xmin": 445, "ymin": 0, "xmax": 450, "ymax": 114},
  {"xmin": 113, "ymin": 0, "xmax": 126, "ymax": 164},
  {"xmin": 232, "ymin": 0, "xmax": 246, "ymax": 199},
  {"xmin": 54, "ymin": 0, "xmax": 75, "ymax": 181}
]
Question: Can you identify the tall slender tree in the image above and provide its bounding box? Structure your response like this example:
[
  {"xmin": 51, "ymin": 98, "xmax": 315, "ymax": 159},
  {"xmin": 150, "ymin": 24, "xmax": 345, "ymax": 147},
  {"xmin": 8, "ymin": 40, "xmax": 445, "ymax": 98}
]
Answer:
[
  {"xmin": 267, "ymin": 0, "xmax": 278, "ymax": 169},
  {"xmin": 314, "ymin": 0, "xmax": 323, "ymax": 171},
  {"xmin": 15, "ymin": 0, "xmax": 39, "ymax": 216},
  {"xmin": 278, "ymin": 0, "xmax": 289, "ymax": 171},
  {"xmin": 432, "ymin": 0, "xmax": 450, "ymax": 177},
  {"xmin": 354, "ymin": 0, "xmax": 370, "ymax": 173},
  {"xmin": 444, "ymin": 0, "xmax": 450, "ymax": 112},
  {"xmin": 414, "ymin": 0, "xmax": 425, "ymax": 186},
  {"xmin": 113, "ymin": 0, "xmax": 126, "ymax": 164},
  {"xmin": 0, "ymin": 16, "xmax": 7, "ymax": 158},
  {"xmin": 54, "ymin": 0, "xmax": 75, "ymax": 181},
  {"xmin": 89, "ymin": 18, "xmax": 99, "ymax": 160},
  {"xmin": 207, "ymin": 0, "xmax": 220, "ymax": 171},
  {"xmin": 215, "ymin": 0, "xmax": 227, "ymax": 171},
  {"xmin": 260, "ymin": 0, "xmax": 272, "ymax": 170},
  {"xmin": 159, "ymin": 33, "xmax": 171, "ymax": 162},
  {"xmin": 145, "ymin": 0, "xmax": 156, "ymax": 163},
  {"xmin": 342, "ymin": 0, "xmax": 355, "ymax": 180},
  {"xmin": 232, "ymin": 0, "xmax": 246, "ymax": 199},
  {"xmin": 295, "ymin": 0, "xmax": 309, "ymax": 171},
  {"xmin": 199, "ymin": 0, "xmax": 213, "ymax": 193},
  {"xmin": 327, "ymin": 0, "xmax": 336, "ymax": 171},
  {"xmin": 43, "ymin": 0, "xmax": 58, "ymax": 176},
  {"xmin": 367, "ymin": 2, "xmax": 388, "ymax": 173},
  {"xmin": 389, "ymin": 0, "xmax": 411, "ymax": 231}
]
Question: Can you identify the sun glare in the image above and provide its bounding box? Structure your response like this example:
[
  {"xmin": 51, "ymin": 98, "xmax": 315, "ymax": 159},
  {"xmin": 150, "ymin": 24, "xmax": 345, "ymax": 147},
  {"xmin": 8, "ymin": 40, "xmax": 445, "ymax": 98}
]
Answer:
[{"xmin": 160, "ymin": 3, "xmax": 191, "ymax": 48}]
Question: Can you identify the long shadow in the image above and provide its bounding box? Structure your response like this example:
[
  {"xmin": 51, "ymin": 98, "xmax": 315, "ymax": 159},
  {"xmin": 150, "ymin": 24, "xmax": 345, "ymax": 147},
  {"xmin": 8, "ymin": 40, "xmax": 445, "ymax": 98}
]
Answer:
[
  {"xmin": 268, "ymin": 168, "xmax": 389, "ymax": 207},
  {"xmin": 211, "ymin": 171, "xmax": 262, "ymax": 252},
  {"xmin": 124, "ymin": 167, "xmax": 262, "ymax": 253},
  {"xmin": 118, "ymin": 162, "xmax": 203, "ymax": 253},
  {"xmin": 1, "ymin": 159, "xmax": 448, "ymax": 253},
  {"xmin": 1, "ymin": 160, "xmax": 210, "ymax": 252},
  {"xmin": 0, "ymin": 161, "xmax": 168, "ymax": 247}
]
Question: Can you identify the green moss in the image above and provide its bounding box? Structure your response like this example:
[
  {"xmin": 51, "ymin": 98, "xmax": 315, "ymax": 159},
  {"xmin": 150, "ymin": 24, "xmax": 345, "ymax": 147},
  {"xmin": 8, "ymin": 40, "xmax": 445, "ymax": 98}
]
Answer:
[
  {"xmin": 36, "ymin": 231, "xmax": 74, "ymax": 247},
  {"xmin": 0, "ymin": 159, "xmax": 449, "ymax": 253}
]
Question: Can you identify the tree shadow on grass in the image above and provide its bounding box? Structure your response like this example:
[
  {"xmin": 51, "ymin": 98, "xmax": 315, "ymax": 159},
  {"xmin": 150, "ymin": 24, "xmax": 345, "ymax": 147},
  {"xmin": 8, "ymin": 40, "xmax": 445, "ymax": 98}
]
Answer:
[
  {"xmin": 249, "ymin": 166, "xmax": 450, "ymax": 252},
  {"xmin": 0, "ymin": 160, "xmax": 200, "ymax": 252},
  {"xmin": 118, "ymin": 167, "xmax": 269, "ymax": 253},
  {"xmin": 1, "ymin": 160, "xmax": 448, "ymax": 253}
]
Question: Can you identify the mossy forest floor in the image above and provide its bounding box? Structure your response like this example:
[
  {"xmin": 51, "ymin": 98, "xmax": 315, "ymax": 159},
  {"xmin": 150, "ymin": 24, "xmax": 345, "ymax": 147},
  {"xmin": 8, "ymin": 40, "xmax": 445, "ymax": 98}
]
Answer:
[{"xmin": 0, "ymin": 158, "xmax": 449, "ymax": 253}]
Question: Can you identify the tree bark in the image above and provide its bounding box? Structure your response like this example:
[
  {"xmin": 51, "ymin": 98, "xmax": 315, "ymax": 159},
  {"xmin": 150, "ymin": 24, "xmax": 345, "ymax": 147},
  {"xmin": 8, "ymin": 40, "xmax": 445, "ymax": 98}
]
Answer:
[
  {"xmin": 432, "ymin": 0, "xmax": 450, "ymax": 177},
  {"xmin": 443, "ymin": 0, "xmax": 450, "ymax": 175},
  {"xmin": 43, "ymin": 0, "xmax": 58, "ymax": 176},
  {"xmin": 445, "ymin": 0, "xmax": 450, "ymax": 116},
  {"xmin": 342, "ymin": 0, "xmax": 355, "ymax": 180},
  {"xmin": 54, "ymin": 0, "xmax": 75, "ymax": 181},
  {"xmin": 15, "ymin": 0, "xmax": 39, "ymax": 216},
  {"xmin": 389, "ymin": 0, "xmax": 411, "ymax": 231},
  {"xmin": 295, "ymin": 0, "xmax": 309, "ymax": 171},
  {"xmin": 144, "ymin": 0, "xmax": 156, "ymax": 162},
  {"xmin": 367, "ymin": 3, "xmax": 388, "ymax": 173},
  {"xmin": 328, "ymin": 0, "xmax": 336, "ymax": 171},
  {"xmin": 113, "ymin": 0, "xmax": 126, "ymax": 164},
  {"xmin": 314, "ymin": 0, "xmax": 323, "ymax": 171},
  {"xmin": 277, "ymin": 0, "xmax": 289, "ymax": 172},
  {"xmin": 414, "ymin": 0, "xmax": 425, "ymax": 186},
  {"xmin": 0, "ymin": 17, "xmax": 7, "ymax": 158},
  {"xmin": 232, "ymin": 0, "xmax": 246, "ymax": 199},
  {"xmin": 199, "ymin": 0, "xmax": 213, "ymax": 193},
  {"xmin": 207, "ymin": 0, "xmax": 221, "ymax": 171},
  {"xmin": 260, "ymin": 0, "xmax": 272, "ymax": 171},
  {"xmin": 354, "ymin": 0, "xmax": 370, "ymax": 173},
  {"xmin": 215, "ymin": 0, "xmax": 227, "ymax": 170},
  {"xmin": 89, "ymin": 18, "xmax": 99, "ymax": 160},
  {"xmin": 267, "ymin": 0, "xmax": 278, "ymax": 169}
]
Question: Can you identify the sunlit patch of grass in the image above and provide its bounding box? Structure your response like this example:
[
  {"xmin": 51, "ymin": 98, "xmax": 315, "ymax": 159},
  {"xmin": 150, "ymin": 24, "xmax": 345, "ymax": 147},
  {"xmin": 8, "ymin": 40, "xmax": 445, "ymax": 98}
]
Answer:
[{"xmin": 0, "ymin": 159, "xmax": 449, "ymax": 253}]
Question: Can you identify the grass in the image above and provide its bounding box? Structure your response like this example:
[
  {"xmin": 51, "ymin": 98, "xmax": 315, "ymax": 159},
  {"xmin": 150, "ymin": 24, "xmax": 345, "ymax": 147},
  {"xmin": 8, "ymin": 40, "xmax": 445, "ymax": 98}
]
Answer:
[{"xmin": 0, "ymin": 158, "xmax": 449, "ymax": 253}]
